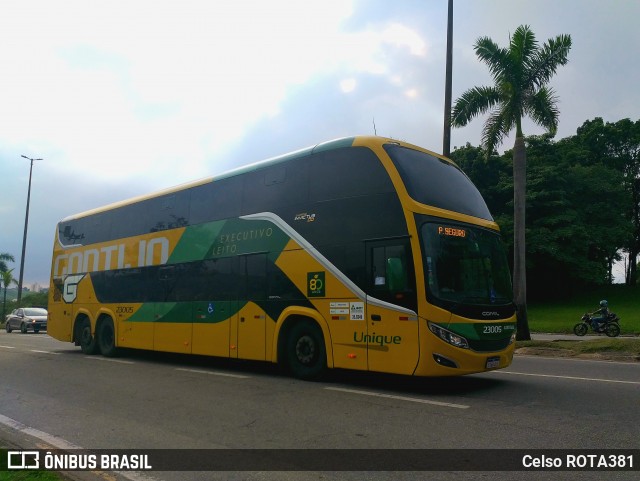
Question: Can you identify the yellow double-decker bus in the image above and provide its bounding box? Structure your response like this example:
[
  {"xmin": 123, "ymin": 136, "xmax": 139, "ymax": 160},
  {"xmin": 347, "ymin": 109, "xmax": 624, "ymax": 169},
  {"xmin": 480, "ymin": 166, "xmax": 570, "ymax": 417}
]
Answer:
[{"xmin": 48, "ymin": 136, "xmax": 516, "ymax": 379}]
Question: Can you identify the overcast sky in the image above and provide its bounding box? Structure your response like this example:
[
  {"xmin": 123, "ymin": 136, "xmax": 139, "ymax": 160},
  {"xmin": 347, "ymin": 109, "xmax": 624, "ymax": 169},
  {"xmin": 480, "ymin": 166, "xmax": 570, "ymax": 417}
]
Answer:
[{"xmin": 1, "ymin": 0, "xmax": 638, "ymax": 287}]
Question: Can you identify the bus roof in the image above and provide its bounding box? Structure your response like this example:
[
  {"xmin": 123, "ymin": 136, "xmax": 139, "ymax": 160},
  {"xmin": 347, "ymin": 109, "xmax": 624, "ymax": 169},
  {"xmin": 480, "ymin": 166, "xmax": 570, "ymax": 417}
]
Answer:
[{"xmin": 60, "ymin": 136, "xmax": 445, "ymax": 223}]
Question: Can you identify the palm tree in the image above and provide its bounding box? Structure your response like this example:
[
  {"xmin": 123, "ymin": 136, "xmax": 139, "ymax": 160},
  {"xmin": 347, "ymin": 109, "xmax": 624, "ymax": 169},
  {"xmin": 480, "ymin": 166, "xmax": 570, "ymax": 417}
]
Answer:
[
  {"xmin": 451, "ymin": 25, "xmax": 571, "ymax": 340},
  {"xmin": 1, "ymin": 268, "xmax": 17, "ymax": 321},
  {"xmin": 0, "ymin": 252, "xmax": 15, "ymax": 273}
]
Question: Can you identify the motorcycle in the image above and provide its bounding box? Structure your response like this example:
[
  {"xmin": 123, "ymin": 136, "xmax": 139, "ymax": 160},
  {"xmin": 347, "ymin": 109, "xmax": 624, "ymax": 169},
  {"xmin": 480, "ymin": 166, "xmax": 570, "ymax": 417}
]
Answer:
[{"xmin": 573, "ymin": 312, "xmax": 621, "ymax": 337}]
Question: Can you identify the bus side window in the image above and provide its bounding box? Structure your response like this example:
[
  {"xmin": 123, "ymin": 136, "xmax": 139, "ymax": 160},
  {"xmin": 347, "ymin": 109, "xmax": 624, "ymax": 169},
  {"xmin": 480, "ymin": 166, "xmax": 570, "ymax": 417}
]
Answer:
[
  {"xmin": 372, "ymin": 247, "xmax": 387, "ymax": 287},
  {"xmin": 368, "ymin": 242, "xmax": 416, "ymax": 311},
  {"xmin": 371, "ymin": 245, "xmax": 409, "ymax": 293},
  {"xmin": 386, "ymin": 257, "xmax": 406, "ymax": 291},
  {"xmin": 242, "ymin": 254, "xmax": 267, "ymax": 301}
]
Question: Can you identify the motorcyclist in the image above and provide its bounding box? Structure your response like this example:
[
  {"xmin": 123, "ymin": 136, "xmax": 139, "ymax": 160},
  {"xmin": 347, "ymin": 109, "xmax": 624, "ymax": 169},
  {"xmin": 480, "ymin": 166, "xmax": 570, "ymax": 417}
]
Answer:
[{"xmin": 590, "ymin": 300, "xmax": 609, "ymax": 331}]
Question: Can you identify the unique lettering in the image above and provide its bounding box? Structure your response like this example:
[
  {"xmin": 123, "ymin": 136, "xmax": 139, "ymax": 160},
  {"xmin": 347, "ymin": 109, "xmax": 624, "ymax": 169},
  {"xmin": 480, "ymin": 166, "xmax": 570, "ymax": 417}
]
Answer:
[{"xmin": 353, "ymin": 331, "xmax": 402, "ymax": 346}]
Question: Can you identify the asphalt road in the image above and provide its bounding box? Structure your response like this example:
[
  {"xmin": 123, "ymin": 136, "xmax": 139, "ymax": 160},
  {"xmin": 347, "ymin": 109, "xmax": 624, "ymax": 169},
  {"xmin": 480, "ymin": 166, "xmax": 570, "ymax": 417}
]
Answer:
[{"xmin": 1, "ymin": 331, "xmax": 638, "ymax": 481}]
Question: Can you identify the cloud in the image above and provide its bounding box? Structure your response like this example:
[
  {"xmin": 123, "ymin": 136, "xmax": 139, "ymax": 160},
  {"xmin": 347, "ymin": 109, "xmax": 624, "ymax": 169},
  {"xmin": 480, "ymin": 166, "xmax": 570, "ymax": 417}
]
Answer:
[
  {"xmin": 2, "ymin": 0, "xmax": 639, "ymax": 287},
  {"xmin": 1, "ymin": 0, "xmax": 359, "ymax": 183}
]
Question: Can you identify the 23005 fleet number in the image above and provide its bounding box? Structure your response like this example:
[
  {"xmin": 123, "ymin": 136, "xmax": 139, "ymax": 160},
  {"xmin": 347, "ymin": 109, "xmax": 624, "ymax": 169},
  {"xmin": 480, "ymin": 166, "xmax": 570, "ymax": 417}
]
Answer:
[{"xmin": 483, "ymin": 325, "xmax": 503, "ymax": 334}]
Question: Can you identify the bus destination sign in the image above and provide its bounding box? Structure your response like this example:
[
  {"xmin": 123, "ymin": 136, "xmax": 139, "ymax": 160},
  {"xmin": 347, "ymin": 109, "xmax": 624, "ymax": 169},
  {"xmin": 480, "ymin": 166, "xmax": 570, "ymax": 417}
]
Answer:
[{"xmin": 438, "ymin": 226, "xmax": 466, "ymax": 238}]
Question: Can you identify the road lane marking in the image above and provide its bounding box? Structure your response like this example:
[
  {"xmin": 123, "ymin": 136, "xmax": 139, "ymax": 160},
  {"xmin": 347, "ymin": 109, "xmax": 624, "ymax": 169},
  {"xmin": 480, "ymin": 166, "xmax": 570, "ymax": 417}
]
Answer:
[
  {"xmin": 516, "ymin": 354, "xmax": 640, "ymax": 366},
  {"xmin": 0, "ymin": 345, "xmax": 16, "ymax": 349},
  {"xmin": 325, "ymin": 387, "xmax": 470, "ymax": 409},
  {"xmin": 0, "ymin": 413, "xmax": 83, "ymax": 450},
  {"xmin": 493, "ymin": 370, "xmax": 640, "ymax": 385},
  {"xmin": 175, "ymin": 367, "xmax": 249, "ymax": 379},
  {"xmin": 84, "ymin": 356, "xmax": 135, "ymax": 364},
  {"xmin": 0, "ymin": 414, "xmax": 157, "ymax": 481},
  {"xmin": 30, "ymin": 349, "xmax": 61, "ymax": 355}
]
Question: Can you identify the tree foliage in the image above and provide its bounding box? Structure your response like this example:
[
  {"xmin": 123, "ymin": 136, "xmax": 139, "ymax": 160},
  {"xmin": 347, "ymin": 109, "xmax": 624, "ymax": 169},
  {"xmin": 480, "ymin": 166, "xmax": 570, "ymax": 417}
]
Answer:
[
  {"xmin": 573, "ymin": 118, "xmax": 640, "ymax": 284},
  {"xmin": 0, "ymin": 252, "xmax": 15, "ymax": 273},
  {"xmin": 452, "ymin": 118, "xmax": 636, "ymax": 299},
  {"xmin": 1, "ymin": 268, "xmax": 17, "ymax": 320},
  {"xmin": 19, "ymin": 290, "xmax": 48, "ymax": 309},
  {"xmin": 451, "ymin": 25, "xmax": 571, "ymax": 155}
]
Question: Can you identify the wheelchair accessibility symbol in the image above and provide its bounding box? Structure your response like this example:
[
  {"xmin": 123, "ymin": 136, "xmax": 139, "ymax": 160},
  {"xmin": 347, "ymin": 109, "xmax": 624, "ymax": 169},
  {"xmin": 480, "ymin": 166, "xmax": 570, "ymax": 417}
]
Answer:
[{"xmin": 208, "ymin": 303, "xmax": 215, "ymax": 314}]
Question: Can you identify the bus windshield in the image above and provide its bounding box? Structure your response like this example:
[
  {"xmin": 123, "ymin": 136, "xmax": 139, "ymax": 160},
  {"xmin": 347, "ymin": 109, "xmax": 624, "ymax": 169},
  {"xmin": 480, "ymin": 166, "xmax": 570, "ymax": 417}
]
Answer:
[{"xmin": 422, "ymin": 222, "xmax": 512, "ymax": 307}]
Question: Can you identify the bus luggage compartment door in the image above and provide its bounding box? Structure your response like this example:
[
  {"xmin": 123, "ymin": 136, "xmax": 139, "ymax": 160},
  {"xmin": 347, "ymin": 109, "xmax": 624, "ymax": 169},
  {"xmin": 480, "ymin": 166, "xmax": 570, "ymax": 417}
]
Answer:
[{"xmin": 366, "ymin": 303, "xmax": 419, "ymax": 375}]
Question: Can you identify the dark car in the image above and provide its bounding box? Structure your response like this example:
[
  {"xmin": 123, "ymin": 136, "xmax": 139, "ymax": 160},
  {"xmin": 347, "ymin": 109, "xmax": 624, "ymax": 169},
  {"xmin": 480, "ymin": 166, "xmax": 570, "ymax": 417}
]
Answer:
[{"xmin": 5, "ymin": 307, "xmax": 48, "ymax": 333}]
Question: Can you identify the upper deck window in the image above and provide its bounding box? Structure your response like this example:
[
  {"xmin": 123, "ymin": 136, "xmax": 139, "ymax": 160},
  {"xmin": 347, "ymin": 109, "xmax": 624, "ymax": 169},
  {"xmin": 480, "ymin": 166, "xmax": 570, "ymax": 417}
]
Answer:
[{"xmin": 384, "ymin": 144, "xmax": 493, "ymax": 221}]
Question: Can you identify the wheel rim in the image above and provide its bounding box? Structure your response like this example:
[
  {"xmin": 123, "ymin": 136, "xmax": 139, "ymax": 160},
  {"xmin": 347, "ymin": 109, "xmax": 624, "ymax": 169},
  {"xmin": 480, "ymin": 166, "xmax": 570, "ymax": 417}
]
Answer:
[
  {"xmin": 295, "ymin": 334, "xmax": 316, "ymax": 365},
  {"xmin": 81, "ymin": 325, "xmax": 92, "ymax": 345}
]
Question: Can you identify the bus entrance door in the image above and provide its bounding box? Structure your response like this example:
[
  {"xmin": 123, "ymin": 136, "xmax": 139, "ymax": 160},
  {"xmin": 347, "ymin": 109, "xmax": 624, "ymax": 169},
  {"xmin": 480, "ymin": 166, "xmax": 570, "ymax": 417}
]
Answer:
[{"xmin": 366, "ymin": 240, "xmax": 419, "ymax": 374}]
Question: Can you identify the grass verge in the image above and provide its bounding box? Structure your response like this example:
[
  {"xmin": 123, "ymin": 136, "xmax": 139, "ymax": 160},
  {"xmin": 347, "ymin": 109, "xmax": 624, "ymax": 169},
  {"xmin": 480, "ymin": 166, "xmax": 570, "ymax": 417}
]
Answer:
[
  {"xmin": 528, "ymin": 284, "xmax": 640, "ymax": 335},
  {"xmin": 516, "ymin": 338, "xmax": 640, "ymax": 361}
]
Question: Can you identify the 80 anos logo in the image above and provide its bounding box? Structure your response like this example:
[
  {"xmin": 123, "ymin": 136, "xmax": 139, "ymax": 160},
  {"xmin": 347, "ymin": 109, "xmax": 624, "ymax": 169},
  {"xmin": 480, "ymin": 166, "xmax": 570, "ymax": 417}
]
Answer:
[{"xmin": 307, "ymin": 272, "xmax": 325, "ymax": 297}]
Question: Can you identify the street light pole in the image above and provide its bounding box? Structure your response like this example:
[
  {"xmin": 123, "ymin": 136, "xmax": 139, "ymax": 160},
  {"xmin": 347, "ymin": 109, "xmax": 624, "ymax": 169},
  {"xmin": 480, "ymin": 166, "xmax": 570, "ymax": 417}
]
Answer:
[
  {"xmin": 442, "ymin": 0, "xmax": 454, "ymax": 157},
  {"xmin": 17, "ymin": 155, "xmax": 41, "ymax": 304}
]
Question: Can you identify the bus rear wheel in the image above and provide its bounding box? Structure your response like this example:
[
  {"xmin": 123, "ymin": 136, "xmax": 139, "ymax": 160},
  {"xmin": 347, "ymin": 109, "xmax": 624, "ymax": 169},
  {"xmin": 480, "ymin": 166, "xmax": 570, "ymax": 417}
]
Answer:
[
  {"xmin": 78, "ymin": 318, "xmax": 98, "ymax": 354},
  {"xmin": 97, "ymin": 317, "xmax": 118, "ymax": 357},
  {"xmin": 286, "ymin": 320, "xmax": 326, "ymax": 380}
]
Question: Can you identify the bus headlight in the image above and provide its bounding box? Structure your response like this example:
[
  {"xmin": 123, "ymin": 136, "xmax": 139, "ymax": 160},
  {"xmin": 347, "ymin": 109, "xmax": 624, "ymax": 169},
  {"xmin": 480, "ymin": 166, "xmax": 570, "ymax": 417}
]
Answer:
[
  {"xmin": 509, "ymin": 332, "xmax": 516, "ymax": 345},
  {"xmin": 428, "ymin": 322, "xmax": 469, "ymax": 349}
]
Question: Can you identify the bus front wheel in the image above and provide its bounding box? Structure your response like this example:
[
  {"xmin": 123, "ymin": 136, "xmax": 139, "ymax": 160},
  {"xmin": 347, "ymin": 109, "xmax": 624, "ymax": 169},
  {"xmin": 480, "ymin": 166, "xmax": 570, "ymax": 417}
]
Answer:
[
  {"xmin": 286, "ymin": 320, "xmax": 326, "ymax": 380},
  {"xmin": 97, "ymin": 318, "xmax": 118, "ymax": 357}
]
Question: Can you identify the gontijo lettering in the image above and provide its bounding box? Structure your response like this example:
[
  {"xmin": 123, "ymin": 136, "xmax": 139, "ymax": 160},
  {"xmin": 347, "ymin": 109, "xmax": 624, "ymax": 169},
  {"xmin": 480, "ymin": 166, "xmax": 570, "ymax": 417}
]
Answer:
[{"xmin": 53, "ymin": 237, "xmax": 170, "ymax": 277}]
